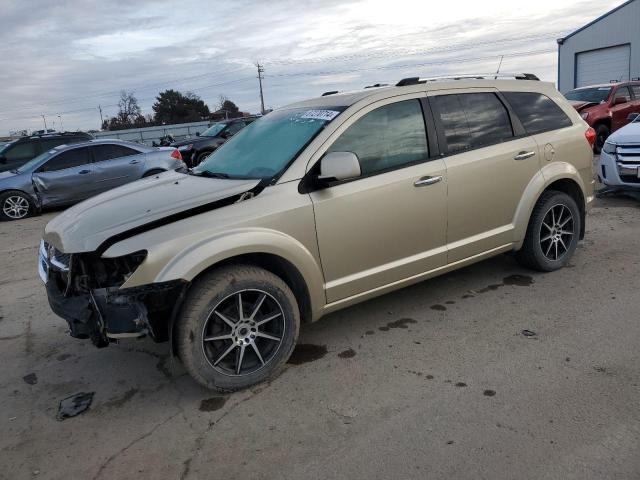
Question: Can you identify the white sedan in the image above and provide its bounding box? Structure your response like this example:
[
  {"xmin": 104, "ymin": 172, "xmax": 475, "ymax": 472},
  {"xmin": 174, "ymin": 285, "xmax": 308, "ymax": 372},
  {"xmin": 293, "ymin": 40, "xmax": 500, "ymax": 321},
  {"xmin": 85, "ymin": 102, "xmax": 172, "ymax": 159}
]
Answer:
[{"xmin": 598, "ymin": 113, "xmax": 640, "ymax": 189}]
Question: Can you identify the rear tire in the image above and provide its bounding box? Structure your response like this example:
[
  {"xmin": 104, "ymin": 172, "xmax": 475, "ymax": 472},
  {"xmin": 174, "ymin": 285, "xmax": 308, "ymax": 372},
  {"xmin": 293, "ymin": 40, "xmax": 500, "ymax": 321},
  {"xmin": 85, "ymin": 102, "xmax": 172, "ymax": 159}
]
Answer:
[
  {"xmin": 177, "ymin": 264, "xmax": 300, "ymax": 392},
  {"xmin": 0, "ymin": 190, "xmax": 34, "ymax": 221},
  {"xmin": 516, "ymin": 191, "xmax": 581, "ymax": 272},
  {"xmin": 593, "ymin": 124, "xmax": 610, "ymax": 153}
]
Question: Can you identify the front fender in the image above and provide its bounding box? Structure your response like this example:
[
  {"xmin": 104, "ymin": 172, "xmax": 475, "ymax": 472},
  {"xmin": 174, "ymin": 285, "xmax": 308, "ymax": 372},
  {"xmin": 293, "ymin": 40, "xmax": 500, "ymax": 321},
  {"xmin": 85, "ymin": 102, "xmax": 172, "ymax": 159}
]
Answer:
[
  {"xmin": 512, "ymin": 162, "xmax": 587, "ymax": 250},
  {"xmin": 121, "ymin": 228, "xmax": 326, "ymax": 319}
]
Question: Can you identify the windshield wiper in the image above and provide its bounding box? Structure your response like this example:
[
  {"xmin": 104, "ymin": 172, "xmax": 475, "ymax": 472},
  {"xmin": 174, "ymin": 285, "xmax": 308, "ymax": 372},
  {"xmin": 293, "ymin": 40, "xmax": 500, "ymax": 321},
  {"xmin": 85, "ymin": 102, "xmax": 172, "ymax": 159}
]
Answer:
[{"xmin": 189, "ymin": 170, "xmax": 230, "ymax": 179}]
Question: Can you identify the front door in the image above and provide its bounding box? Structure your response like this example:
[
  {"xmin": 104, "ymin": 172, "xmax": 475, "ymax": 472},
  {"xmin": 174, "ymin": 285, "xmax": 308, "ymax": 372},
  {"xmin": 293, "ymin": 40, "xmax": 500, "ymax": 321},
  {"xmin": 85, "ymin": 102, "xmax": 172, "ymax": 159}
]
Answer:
[
  {"xmin": 32, "ymin": 147, "xmax": 95, "ymax": 206},
  {"xmin": 611, "ymin": 86, "xmax": 635, "ymax": 131},
  {"xmin": 310, "ymin": 98, "xmax": 448, "ymax": 303},
  {"xmin": 429, "ymin": 90, "xmax": 541, "ymax": 262}
]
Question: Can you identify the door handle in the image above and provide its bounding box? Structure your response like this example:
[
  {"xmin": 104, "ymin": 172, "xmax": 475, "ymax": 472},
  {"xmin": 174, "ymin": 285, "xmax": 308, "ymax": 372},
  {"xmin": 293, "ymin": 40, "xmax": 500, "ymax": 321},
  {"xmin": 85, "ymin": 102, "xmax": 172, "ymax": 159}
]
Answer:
[
  {"xmin": 514, "ymin": 151, "xmax": 536, "ymax": 161},
  {"xmin": 78, "ymin": 169, "xmax": 91, "ymax": 174},
  {"xmin": 414, "ymin": 175, "xmax": 443, "ymax": 187},
  {"xmin": 129, "ymin": 159, "xmax": 140, "ymax": 164}
]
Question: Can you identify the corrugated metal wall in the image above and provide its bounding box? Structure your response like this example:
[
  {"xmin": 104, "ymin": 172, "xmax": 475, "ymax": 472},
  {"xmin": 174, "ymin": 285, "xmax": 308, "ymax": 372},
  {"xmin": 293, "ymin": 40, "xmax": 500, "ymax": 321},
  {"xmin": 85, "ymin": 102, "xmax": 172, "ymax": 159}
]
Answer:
[
  {"xmin": 93, "ymin": 120, "xmax": 213, "ymax": 146},
  {"xmin": 557, "ymin": 0, "xmax": 640, "ymax": 92}
]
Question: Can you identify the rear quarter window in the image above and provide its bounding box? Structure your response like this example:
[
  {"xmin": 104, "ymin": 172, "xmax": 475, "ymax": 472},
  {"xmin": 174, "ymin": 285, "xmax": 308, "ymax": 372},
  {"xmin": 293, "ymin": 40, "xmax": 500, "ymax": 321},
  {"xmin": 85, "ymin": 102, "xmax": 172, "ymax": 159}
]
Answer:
[{"xmin": 502, "ymin": 92, "xmax": 572, "ymax": 135}]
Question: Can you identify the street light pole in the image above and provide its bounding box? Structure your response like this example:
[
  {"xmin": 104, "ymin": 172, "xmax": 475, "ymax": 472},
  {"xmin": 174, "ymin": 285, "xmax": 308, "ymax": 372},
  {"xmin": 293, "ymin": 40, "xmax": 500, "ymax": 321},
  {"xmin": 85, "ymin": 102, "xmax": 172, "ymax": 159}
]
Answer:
[
  {"xmin": 58, "ymin": 115, "xmax": 64, "ymax": 132},
  {"xmin": 41, "ymin": 114, "xmax": 47, "ymax": 131}
]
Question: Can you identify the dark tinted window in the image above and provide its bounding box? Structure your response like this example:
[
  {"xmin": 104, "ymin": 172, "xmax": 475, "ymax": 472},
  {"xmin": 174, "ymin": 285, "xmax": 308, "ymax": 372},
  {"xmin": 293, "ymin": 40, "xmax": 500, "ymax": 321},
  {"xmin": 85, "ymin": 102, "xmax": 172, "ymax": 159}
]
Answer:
[
  {"xmin": 226, "ymin": 122, "xmax": 244, "ymax": 135},
  {"xmin": 92, "ymin": 144, "xmax": 138, "ymax": 162},
  {"xmin": 4, "ymin": 141, "xmax": 37, "ymax": 162},
  {"xmin": 502, "ymin": 92, "xmax": 572, "ymax": 135},
  {"xmin": 41, "ymin": 147, "xmax": 90, "ymax": 172},
  {"xmin": 614, "ymin": 86, "xmax": 631, "ymax": 103},
  {"xmin": 40, "ymin": 138, "xmax": 71, "ymax": 152},
  {"xmin": 327, "ymin": 99, "xmax": 428, "ymax": 176},
  {"xmin": 432, "ymin": 93, "xmax": 513, "ymax": 153}
]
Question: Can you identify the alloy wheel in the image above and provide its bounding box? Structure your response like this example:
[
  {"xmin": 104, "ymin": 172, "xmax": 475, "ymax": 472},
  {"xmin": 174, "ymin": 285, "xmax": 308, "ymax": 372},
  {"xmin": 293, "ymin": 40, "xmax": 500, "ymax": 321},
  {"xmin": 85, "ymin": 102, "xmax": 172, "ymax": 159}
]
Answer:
[
  {"xmin": 201, "ymin": 289, "xmax": 286, "ymax": 376},
  {"xmin": 539, "ymin": 204, "xmax": 574, "ymax": 261},
  {"xmin": 2, "ymin": 195, "xmax": 29, "ymax": 219}
]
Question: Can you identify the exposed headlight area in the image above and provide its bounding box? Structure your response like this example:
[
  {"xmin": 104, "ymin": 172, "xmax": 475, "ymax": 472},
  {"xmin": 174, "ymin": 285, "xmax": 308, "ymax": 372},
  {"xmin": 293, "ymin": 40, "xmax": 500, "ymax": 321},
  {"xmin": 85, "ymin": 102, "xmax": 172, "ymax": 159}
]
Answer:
[{"xmin": 40, "ymin": 243, "xmax": 187, "ymax": 347}]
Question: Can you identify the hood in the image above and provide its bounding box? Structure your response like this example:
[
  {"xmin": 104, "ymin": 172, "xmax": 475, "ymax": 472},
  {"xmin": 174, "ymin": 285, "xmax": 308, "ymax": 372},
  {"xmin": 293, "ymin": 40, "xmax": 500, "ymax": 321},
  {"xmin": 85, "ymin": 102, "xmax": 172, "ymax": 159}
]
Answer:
[
  {"xmin": 569, "ymin": 100, "xmax": 598, "ymax": 112},
  {"xmin": 0, "ymin": 170, "xmax": 18, "ymax": 181},
  {"xmin": 44, "ymin": 170, "xmax": 260, "ymax": 253},
  {"xmin": 607, "ymin": 121, "xmax": 640, "ymax": 145}
]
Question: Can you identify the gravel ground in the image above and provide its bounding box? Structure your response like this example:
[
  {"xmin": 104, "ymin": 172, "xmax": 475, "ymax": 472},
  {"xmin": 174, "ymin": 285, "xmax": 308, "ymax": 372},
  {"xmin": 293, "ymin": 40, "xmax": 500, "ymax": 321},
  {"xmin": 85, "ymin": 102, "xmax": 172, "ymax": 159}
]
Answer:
[{"xmin": 0, "ymin": 192, "xmax": 639, "ymax": 480}]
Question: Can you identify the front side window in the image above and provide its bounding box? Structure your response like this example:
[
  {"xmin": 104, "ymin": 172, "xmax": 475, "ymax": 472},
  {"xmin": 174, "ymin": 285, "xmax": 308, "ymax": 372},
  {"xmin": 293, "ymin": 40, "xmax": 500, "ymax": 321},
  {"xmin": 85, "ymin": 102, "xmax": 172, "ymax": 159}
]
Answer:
[
  {"xmin": 225, "ymin": 122, "xmax": 244, "ymax": 136},
  {"xmin": 92, "ymin": 144, "xmax": 138, "ymax": 162},
  {"xmin": 195, "ymin": 107, "xmax": 345, "ymax": 180},
  {"xmin": 326, "ymin": 99, "xmax": 428, "ymax": 176},
  {"xmin": 631, "ymin": 85, "xmax": 640, "ymax": 99},
  {"xmin": 502, "ymin": 92, "xmax": 572, "ymax": 135},
  {"xmin": 40, "ymin": 147, "xmax": 90, "ymax": 172},
  {"xmin": 432, "ymin": 93, "xmax": 513, "ymax": 154},
  {"xmin": 614, "ymin": 86, "xmax": 631, "ymax": 103}
]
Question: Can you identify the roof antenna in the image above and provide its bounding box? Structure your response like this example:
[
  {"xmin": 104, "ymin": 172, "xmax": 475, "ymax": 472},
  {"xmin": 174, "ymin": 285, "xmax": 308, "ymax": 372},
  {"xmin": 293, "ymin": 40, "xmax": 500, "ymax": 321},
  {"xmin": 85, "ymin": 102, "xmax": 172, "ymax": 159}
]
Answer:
[{"xmin": 494, "ymin": 55, "xmax": 504, "ymax": 79}]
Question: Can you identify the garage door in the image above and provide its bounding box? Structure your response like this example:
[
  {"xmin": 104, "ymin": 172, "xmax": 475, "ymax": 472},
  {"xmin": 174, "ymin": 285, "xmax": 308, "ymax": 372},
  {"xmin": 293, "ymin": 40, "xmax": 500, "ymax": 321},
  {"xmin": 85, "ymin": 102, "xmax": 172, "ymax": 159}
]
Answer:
[{"xmin": 576, "ymin": 44, "xmax": 630, "ymax": 87}]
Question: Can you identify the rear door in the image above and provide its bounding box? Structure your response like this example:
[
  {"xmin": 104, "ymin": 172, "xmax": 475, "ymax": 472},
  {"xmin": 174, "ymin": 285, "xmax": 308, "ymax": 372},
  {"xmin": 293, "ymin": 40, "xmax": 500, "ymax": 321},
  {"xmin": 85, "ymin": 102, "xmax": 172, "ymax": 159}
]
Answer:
[
  {"xmin": 32, "ymin": 147, "xmax": 95, "ymax": 206},
  {"xmin": 429, "ymin": 89, "xmax": 540, "ymax": 263},
  {"xmin": 90, "ymin": 143, "xmax": 145, "ymax": 192},
  {"xmin": 611, "ymin": 86, "xmax": 634, "ymax": 131}
]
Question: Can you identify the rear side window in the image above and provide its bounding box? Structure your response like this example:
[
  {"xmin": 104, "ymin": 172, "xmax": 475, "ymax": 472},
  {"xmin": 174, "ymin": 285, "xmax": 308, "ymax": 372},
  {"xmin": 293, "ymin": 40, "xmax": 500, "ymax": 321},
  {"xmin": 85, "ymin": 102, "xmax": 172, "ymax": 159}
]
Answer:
[
  {"xmin": 431, "ymin": 93, "xmax": 513, "ymax": 154},
  {"xmin": 41, "ymin": 147, "xmax": 90, "ymax": 172},
  {"xmin": 327, "ymin": 99, "xmax": 428, "ymax": 176},
  {"xmin": 4, "ymin": 141, "xmax": 37, "ymax": 162},
  {"xmin": 614, "ymin": 86, "xmax": 632, "ymax": 103},
  {"xmin": 92, "ymin": 144, "xmax": 139, "ymax": 162},
  {"xmin": 502, "ymin": 92, "xmax": 572, "ymax": 135},
  {"xmin": 631, "ymin": 85, "xmax": 640, "ymax": 99}
]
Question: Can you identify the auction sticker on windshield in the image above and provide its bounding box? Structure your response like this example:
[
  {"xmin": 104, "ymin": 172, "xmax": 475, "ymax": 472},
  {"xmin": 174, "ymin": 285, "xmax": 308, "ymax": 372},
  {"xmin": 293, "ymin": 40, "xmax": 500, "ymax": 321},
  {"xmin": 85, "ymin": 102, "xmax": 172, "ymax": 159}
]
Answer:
[{"xmin": 300, "ymin": 110, "xmax": 341, "ymax": 121}]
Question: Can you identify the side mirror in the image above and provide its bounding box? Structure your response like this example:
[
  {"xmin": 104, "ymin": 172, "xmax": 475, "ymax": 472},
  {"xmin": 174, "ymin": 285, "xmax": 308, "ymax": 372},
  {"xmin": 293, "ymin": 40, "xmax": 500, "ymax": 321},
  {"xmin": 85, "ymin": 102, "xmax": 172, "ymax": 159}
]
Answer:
[
  {"xmin": 0, "ymin": 155, "xmax": 6, "ymax": 164},
  {"xmin": 195, "ymin": 132, "xmax": 200, "ymax": 136},
  {"xmin": 318, "ymin": 151, "xmax": 361, "ymax": 182},
  {"xmin": 627, "ymin": 112, "xmax": 640, "ymax": 122},
  {"xmin": 614, "ymin": 96, "xmax": 628, "ymax": 105}
]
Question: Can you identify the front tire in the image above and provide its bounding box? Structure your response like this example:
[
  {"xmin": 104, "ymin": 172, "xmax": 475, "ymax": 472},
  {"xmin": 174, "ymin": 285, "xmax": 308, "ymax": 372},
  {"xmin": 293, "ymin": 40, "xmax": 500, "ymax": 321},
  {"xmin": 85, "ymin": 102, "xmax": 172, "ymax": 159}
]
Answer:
[
  {"xmin": 0, "ymin": 190, "xmax": 34, "ymax": 221},
  {"xmin": 195, "ymin": 151, "xmax": 212, "ymax": 166},
  {"xmin": 142, "ymin": 169, "xmax": 165, "ymax": 178},
  {"xmin": 177, "ymin": 264, "xmax": 300, "ymax": 392},
  {"xmin": 516, "ymin": 191, "xmax": 581, "ymax": 272},
  {"xmin": 594, "ymin": 124, "xmax": 610, "ymax": 153}
]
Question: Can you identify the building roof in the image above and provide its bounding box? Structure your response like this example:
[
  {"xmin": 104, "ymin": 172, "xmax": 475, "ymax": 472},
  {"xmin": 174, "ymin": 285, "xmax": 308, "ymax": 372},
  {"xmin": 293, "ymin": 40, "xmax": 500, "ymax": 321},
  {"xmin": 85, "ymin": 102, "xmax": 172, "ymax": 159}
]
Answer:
[{"xmin": 558, "ymin": 0, "xmax": 637, "ymax": 43}]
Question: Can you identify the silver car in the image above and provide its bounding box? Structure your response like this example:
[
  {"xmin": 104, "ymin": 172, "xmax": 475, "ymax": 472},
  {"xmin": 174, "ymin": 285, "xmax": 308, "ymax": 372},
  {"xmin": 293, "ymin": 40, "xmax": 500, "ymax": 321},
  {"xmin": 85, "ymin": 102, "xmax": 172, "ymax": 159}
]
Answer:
[{"xmin": 0, "ymin": 139, "xmax": 185, "ymax": 220}]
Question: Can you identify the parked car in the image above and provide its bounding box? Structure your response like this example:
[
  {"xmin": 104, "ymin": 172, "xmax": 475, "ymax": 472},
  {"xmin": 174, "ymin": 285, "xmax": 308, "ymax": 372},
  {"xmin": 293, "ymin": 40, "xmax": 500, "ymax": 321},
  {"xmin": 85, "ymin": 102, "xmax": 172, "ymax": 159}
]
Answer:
[
  {"xmin": 597, "ymin": 112, "xmax": 640, "ymax": 188},
  {"xmin": 565, "ymin": 81, "xmax": 640, "ymax": 152},
  {"xmin": 0, "ymin": 139, "xmax": 184, "ymax": 220},
  {"xmin": 0, "ymin": 131, "xmax": 93, "ymax": 173},
  {"xmin": 40, "ymin": 74, "xmax": 594, "ymax": 391},
  {"xmin": 171, "ymin": 116, "xmax": 258, "ymax": 167}
]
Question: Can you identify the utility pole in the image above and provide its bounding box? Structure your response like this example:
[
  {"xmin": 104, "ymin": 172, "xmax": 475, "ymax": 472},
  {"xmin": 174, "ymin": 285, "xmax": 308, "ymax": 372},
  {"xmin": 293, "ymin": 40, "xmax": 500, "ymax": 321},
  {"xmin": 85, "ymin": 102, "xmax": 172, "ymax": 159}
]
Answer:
[
  {"xmin": 256, "ymin": 63, "xmax": 265, "ymax": 115},
  {"xmin": 57, "ymin": 115, "xmax": 64, "ymax": 132},
  {"xmin": 98, "ymin": 105, "xmax": 104, "ymax": 129},
  {"xmin": 41, "ymin": 115, "xmax": 47, "ymax": 131}
]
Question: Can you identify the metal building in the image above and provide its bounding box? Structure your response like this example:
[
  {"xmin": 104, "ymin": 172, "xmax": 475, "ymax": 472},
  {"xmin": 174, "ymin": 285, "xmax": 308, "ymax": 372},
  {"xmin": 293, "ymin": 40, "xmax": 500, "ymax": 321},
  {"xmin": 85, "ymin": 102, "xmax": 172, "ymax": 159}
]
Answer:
[{"xmin": 557, "ymin": 0, "xmax": 640, "ymax": 92}]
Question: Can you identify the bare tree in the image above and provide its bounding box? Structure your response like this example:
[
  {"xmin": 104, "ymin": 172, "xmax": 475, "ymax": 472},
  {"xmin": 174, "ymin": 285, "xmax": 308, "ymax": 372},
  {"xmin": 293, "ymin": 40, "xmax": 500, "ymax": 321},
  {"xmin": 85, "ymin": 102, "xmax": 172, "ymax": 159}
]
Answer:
[
  {"xmin": 117, "ymin": 90, "xmax": 141, "ymax": 124},
  {"xmin": 216, "ymin": 94, "xmax": 229, "ymax": 111}
]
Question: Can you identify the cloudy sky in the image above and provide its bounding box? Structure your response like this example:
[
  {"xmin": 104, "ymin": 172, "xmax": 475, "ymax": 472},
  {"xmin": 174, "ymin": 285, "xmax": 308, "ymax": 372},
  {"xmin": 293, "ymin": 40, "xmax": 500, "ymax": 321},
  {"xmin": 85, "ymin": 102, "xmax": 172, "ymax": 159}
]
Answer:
[{"xmin": 0, "ymin": 0, "xmax": 624, "ymax": 134}]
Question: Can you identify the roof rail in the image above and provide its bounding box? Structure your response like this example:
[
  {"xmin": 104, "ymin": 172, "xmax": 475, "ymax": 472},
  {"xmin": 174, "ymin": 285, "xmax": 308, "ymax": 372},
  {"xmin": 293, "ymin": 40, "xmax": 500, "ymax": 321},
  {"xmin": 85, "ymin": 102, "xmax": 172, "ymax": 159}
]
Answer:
[
  {"xmin": 395, "ymin": 73, "xmax": 540, "ymax": 86},
  {"xmin": 322, "ymin": 90, "xmax": 339, "ymax": 96},
  {"xmin": 364, "ymin": 83, "xmax": 389, "ymax": 89}
]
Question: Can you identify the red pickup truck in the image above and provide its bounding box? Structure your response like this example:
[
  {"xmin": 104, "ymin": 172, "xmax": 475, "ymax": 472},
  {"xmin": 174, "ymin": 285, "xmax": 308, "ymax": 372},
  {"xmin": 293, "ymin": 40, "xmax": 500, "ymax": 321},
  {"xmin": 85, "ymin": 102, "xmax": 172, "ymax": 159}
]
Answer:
[{"xmin": 565, "ymin": 81, "xmax": 640, "ymax": 152}]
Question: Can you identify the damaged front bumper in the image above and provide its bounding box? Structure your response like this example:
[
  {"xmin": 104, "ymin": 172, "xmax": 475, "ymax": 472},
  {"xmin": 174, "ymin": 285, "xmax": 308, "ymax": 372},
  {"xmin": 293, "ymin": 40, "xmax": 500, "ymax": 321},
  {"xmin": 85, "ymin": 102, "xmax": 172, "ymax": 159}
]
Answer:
[{"xmin": 40, "ymin": 240, "xmax": 187, "ymax": 347}]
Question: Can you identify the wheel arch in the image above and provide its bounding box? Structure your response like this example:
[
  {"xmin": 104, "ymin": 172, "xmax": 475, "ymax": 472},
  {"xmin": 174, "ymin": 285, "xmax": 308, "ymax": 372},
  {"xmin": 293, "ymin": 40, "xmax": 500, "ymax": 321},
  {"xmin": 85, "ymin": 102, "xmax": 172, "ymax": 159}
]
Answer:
[{"xmin": 513, "ymin": 166, "xmax": 587, "ymax": 249}]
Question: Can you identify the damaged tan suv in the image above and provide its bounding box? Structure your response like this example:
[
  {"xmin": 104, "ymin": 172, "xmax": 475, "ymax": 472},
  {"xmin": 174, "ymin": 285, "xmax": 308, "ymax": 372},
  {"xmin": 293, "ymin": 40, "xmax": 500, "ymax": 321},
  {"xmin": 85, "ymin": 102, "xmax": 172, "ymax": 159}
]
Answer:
[{"xmin": 40, "ymin": 74, "xmax": 595, "ymax": 391}]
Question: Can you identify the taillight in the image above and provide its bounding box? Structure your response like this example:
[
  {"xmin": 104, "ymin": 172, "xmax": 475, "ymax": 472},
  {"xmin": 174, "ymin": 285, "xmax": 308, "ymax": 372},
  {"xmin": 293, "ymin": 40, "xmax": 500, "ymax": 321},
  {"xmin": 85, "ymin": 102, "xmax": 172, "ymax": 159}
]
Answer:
[
  {"xmin": 171, "ymin": 149, "xmax": 182, "ymax": 160},
  {"xmin": 585, "ymin": 127, "xmax": 596, "ymax": 148}
]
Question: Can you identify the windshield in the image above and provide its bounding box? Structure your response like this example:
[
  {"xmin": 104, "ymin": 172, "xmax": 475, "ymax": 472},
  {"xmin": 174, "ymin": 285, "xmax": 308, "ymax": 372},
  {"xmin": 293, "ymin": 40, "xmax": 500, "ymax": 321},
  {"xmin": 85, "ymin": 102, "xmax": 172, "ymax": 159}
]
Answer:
[
  {"xmin": 16, "ymin": 150, "xmax": 53, "ymax": 173},
  {"xmin": 565, "ymin": 87, "xmax": 612, "ymax": 104},
  {"xmin": 201, "ymin": 122, "xmax": 228, "ymax": 137},
  {"xmin": 194, "ymin": 107, "xmax": 345, "ymax": 180}
]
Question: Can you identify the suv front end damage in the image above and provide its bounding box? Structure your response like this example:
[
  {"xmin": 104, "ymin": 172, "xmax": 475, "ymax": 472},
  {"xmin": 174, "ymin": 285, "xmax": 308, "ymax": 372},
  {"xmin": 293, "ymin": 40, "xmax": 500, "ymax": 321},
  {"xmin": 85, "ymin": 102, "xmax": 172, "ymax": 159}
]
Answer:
[{"xmin": 39, "ymin": 240, "xmax": 187, "ymax": 347}]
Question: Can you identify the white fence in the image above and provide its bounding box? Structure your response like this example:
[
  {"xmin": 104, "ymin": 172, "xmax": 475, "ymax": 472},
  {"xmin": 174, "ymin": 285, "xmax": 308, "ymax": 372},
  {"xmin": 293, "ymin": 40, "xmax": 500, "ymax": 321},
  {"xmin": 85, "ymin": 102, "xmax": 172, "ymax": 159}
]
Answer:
[{"xmin": 93, "ymin": 120, "xmax": 213, "ymax": 146}]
